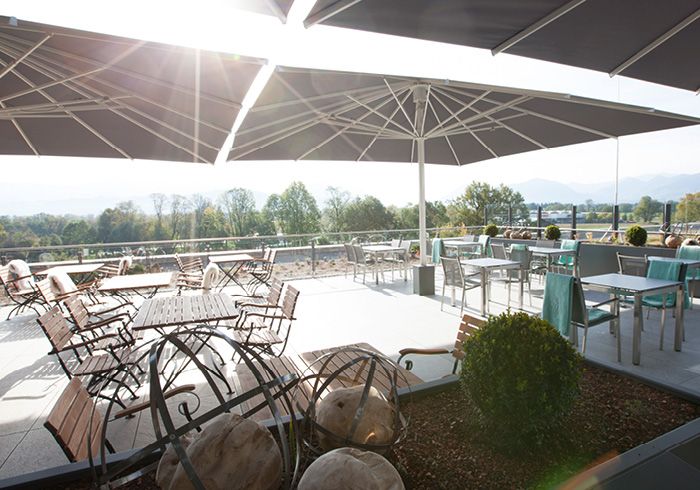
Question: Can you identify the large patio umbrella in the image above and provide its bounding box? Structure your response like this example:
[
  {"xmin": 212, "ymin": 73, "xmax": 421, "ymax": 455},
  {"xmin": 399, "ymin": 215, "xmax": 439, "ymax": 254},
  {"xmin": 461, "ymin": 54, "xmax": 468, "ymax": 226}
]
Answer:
[
  {"xmin": 228, "ymin": 66, "xmax": 700, "ymax": 279},
  {"xmin": 230, "ymin": 0, "xmax": 295, "ymax": 23},
  {"xmin": 304, "ymin": 0, "xmax": 700, "ymax": 92},
  {"xmin": 0, "ymin": 16, "xmax": 263, "ymax": 163}
]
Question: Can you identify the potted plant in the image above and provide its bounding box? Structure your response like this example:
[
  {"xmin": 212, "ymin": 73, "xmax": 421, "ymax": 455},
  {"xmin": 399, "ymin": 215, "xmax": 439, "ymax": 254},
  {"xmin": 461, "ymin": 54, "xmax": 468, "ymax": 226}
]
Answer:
[{"xmin": 625, "ymin": 225, "xmax": 647, "ymax": 246}]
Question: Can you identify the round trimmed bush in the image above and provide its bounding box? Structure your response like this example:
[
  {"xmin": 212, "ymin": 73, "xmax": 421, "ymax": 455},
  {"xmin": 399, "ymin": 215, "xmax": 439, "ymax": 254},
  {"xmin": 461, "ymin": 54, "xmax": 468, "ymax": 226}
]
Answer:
[
  {"xmin": 483, "ymin": 224, "xmax": 498, "ymax": 237},
  {"xmin": 460, "ymin": 312, "xmax": 581, "ymax": 448},
  {"xmin": 544, "ymin": 224, "xmax": 561, "ymax": 241},
  {"xmin": 625, "ymin": 225, "xmax": 648, "ymax": 246}
]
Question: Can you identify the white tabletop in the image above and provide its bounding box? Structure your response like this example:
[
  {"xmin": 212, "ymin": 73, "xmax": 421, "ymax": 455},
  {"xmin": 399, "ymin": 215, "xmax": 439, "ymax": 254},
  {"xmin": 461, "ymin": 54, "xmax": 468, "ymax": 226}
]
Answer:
[
  {"xmin": 363, "ymin": 245, "xmax": 403, "ymax": 252},
  {"xmin": 528, "ymin": 247, "xmax": 576, "ymax": 255},
  {"xmin": 98, "ymin": 271, "xmax": 175, "ymax": 291},
  {"xmin": 461, "ymin": 258, "xmax": 519, "ymax": 269},
  {"xmin": 36, "ymin": 262, "xmax": 105, "ymax": 276},
  {"xmin": 580, "ymin": 273, "xmax": 682, "ymax": 294},
  {"xmin": 443, "ymin": 240, "xmax": 481, "ymax": 248},
  {"xmin": 208, "ymin": 253, "xmax": 257, "ymax": 264}
]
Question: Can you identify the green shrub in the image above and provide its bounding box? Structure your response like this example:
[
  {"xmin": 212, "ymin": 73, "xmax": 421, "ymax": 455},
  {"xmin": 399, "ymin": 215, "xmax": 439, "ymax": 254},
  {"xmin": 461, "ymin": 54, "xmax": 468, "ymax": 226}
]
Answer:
[
  {"xmin": 544, "ymin": 224, "xmax": 561, "ymax": 241},
  {"xmin": 625, "ymin": 225, "xmax": 648, "ymax": 246},
  {"xmin": 460, "ymin": 312, "xmax": 581, "ymax": 449},
  {"xmin": 127, "ymin": 263, "xmax": 144, "ymax": 275},
  {"xmin": 483, "ymin": 224, "xmax": 498, "ymax": 237}
]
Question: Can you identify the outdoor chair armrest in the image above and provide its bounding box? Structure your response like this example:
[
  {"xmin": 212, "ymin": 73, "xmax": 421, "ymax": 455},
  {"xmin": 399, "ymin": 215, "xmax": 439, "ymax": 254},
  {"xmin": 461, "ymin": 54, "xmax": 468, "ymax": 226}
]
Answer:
[
  {"xmin": 591, "ymin": 297, "xmax": 619, "ymax": 309},
  {"xmin": 398, "ymin": 348, "xmax": 451, "ymax": 357},
  {"xmin": 113, "ymin": 384, "xmax": 196, "ymax": 419},
  {"xmin": 238, "ymin": 302, "xmax": 280, "ymax": 309},
  {"xmin": 231, "ymin": 293, "xmax": 264, "ymax": 300},
  {"xmin": 240, "ymin": 312, "xmax": 290, "ymax": 321},
  {"xmin": 85, "ymin": 313, "xmax": 131, "ymax": 330},
  {"xmin": 59, "ymin": 333, "xmax": 119, "ymax": 352},
  {"xmin": 8, "ymin": 273, "xmax": 34, "ymax": 283}
]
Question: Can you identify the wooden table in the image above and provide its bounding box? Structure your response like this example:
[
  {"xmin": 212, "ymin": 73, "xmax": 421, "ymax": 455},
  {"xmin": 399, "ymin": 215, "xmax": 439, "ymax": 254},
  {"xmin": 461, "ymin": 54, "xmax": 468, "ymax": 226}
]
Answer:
[
  {"xmin": 233, "ymin": 342, "xmax": 423, "ymax": 423},
  {"xmin": 460, "ymin": 258, "xmax": 521, "ymax": 316},
  {"xmin": 132, "ymin": 293, "xmax": 240, "ymax": 331},
  {"xmin": 35, "ymin": 262, "xmax": 105, "ymax": 285},
  {"xmin": 580, "ymin": 273, "xmax": 684, "ymax": 365},
  {"xmin": 362, "ymin": 245, "xmax": 405, "ymax": 284},
  {"xmin": 208, "ymin": 253, "xmax": 257, "ymax": 292},
  {"xmin": 98, "ymin": 272, "xmax": 176, "ymax": 301}
]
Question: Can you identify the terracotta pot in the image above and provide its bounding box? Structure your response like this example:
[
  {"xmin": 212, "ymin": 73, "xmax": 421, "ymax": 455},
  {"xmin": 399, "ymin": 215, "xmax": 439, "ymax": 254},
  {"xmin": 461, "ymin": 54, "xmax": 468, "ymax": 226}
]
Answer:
[
  {"xmin": 522, "ymin": 230, "xmax": 532, "ymax": 240},
  {"xmin": 665, "ymin": 235, "xmax": 683, "ymax": 248},
  {"xmin": 682, "ymin": 238, "xmax": 698, "ymax": 247},
  {"xmin": 503, "ymin": 229, "xmax": 512, "ymax": 238}
]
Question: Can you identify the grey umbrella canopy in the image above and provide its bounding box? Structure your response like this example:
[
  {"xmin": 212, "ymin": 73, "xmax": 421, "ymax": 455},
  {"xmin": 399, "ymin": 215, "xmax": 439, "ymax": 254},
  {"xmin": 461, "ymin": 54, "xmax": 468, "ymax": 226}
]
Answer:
[
  {"xmin": 230, "ymin": 0, "xmax": 295, "ymax": 23},
  {"xmin": 0, "ymin": 16, "xmax": 263, "ymax": 163},
  {"xmin": 305, "ymin": 0, "xmax": 700, "ymax": 92},
  {"xmin": 229, "ymin": 66, "xmax": 700, "ymax": 265}
]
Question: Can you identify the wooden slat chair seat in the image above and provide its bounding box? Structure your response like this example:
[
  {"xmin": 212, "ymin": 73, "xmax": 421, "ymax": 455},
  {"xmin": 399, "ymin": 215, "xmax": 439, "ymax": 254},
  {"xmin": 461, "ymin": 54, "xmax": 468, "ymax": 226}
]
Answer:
[
  {"xmin": 0, "ymin": 264, "xmax": 46, "ymax": 319},
  {"xmin": 37, "ymin": 307, "xmax": 142, "ymax": 403},
  {"xmin": 45, "ymin": 378, "xmax": 196, "ymax": 463},
  {"xmin": 398, "ymin": 313, "xmax": 486, "ymax": 374},
  {"xmin": 232, "ymin": 285, "xmax": 299, "ymax": 356}
]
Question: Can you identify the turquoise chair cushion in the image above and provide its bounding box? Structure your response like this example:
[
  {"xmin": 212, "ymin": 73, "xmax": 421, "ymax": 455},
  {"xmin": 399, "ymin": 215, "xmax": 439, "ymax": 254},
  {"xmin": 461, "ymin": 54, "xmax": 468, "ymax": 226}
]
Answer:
[
  {"xmin": 510, "ymin": 243, "xmax": 527, "ymax": 251},
  {"xmin": 555, "ymin": 239, "xmax": 579, "ymax": 267},
  {"xmin": 643, "ymin": 259, "xmax": 682, "ymax": 308},
  {"xmin": 586, "ymin": 307, "xmax": 616, "ymax": 326},
  {"xmin": 542, "ymin": 273, "xmax": 574, "ymax": 336},
  {"xmin": 431, "ymin": 238, "xmax": 443, "ymax": 265},
  {"xmin": 678, "ymin": 246, "xmax": 700, "ymax": 280}
]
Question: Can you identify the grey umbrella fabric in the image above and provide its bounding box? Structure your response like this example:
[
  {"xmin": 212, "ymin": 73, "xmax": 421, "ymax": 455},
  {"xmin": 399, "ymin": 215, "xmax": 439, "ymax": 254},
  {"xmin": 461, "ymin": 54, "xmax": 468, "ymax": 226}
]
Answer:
[
  {"xmin": 228, "ymin": 65, "xmax": 699, "ymax": 266},
  {"xmin": 229, "ymin": 66, "xmax": 699, "ymax": 165},
  {"xmin": 305, "ymin": 0, "xmax": 700, "ymax": 92},
  {"xmin": 0, "ymin": 16, "xmax": 263, "ymax": 163},
  {"xmin": 230, "ymin": 0, "xmax": 295, "ymax": 22}
]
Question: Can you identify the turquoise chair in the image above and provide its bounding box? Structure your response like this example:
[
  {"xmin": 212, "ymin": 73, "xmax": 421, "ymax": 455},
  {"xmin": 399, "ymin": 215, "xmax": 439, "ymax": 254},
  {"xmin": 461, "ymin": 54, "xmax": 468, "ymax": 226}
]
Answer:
[
  {"xmin": 542, "ymin": 273, "xmax": 619, "ymax": 358},
  {"xmin": 553, "ymin": 239, "xmax": 580, "ymax": 276},
  {"xmin": 477, "ymin": 235, "xmax": 491, "ymax": 257},
  {"xmin": 510, "ymin": 243, "xmax": 527, "ymax": 252},
  {"xmin": 643, "ymin": 259, "xmax": 688, "ymax": 350},
  {"xmin": 678, "ymin": 246, "xmax": 700, "ymax": 308}
]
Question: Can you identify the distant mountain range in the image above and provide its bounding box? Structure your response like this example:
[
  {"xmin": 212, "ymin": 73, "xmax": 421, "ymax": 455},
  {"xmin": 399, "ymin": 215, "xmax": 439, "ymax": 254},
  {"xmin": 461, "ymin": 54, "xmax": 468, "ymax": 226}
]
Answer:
[{"xmin": 511, "ymin": 173, "xmax": 700, "ymax": 204}]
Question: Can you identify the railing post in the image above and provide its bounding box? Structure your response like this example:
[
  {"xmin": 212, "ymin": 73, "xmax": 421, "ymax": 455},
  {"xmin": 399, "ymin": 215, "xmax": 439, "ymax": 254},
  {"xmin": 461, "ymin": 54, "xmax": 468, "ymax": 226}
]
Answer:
[
  {"xmin": 612, "ymin": 205, "xmax": 620, "ymax": 241},
  {"xmin": 0, "ymin": 255, "xmax": 6, "ymax": 266},
  {"xmin": 570, "ymin": 205, "xmax": 577, "ymax": 239},
  {"xmin": 310, "ymin": 240, "xmax": 316, "ymax": 277},
  {"xmin": 77, "ymin": 249, "xmax": 83, "ymax": 264},
  {"xmin": 483, "ymin": 206, "xmax": 488, "ymax": 226},
  {"xmin": 663, "ymin": 202, "xmax": 673, "ymax": 240},
  {"xmin": 536, "ymin": 206, "xmax": 543, "ymax": 239},
  {"xmin": 507, "ymin": 205, "xmax": 512, "ymax": 227}
]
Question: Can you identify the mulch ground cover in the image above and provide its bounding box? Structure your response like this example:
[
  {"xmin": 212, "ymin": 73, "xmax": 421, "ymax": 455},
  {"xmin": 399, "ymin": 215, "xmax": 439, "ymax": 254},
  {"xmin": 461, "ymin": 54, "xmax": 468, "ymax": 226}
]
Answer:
[
  {"xmin": 52, "ymin": 364, "xmax": 699, "ymax": 489},
  {"xmin": 392, "ymin": 364, "xmax": 700, "ymax": 489}
]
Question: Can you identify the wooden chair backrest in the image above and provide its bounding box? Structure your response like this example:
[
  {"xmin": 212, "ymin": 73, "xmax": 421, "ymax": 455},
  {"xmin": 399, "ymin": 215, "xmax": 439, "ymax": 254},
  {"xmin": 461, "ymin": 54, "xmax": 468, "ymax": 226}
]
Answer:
[
  {"xmin": 281, "ymin": 285, "xmax": 300, "ymax": 320},
  {"xmin": 0, "ymin": 265, "xmax": 16, "ymax": 293},
  {"xmin": 45, "ymin": 377, "xmax": 104, "ymax": 462},
  {"xmin": 36, "ymin": 278, "xmax": 58, "ymax": 304},
  {"xmin": 452, "ymin": 313, "xmax": 486, "ymax": 362},
  {"xmin": 37, "ymin": 306, "xmax": 74, "ymax": 353},
  {"xmin": 175, "ymin": 254, "xmax": 202, "ymax": 274},
  {"xmin": 63, "ymin": 295, "xmax": 89, "ymax": 330},
  {"xmin": 344, "ymin": 244, "xmax": 356, "ymax": 263},
  {"xmin": 267, "ymin": 278, "xmax": 284, "ymax": 305}
]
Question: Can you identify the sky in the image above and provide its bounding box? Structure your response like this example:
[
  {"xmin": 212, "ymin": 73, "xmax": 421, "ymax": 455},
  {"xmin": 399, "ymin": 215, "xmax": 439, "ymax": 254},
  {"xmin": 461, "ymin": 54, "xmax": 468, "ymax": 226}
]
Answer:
[{"xmin": 1, "ymin": 0, "xmax": 700, "ymax": 212}]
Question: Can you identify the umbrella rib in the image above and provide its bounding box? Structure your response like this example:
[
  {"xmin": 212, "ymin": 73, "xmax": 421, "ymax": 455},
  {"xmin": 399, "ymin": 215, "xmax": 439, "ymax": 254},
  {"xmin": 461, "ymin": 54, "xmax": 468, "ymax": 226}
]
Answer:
[
  {"xmin": 0, "ymin": 42, "xmax": 221, "ymax": 153},
  {"xmin": 610, "ymin": 8, "xmax": 700, "ymax": 77},
  {"xmin": 425, "ymin": 97, "xmax": 461, "ymax": 165},
  {"xmin": 422, "ymin": 88, "xmax": 493, "ymax": 138},
  {"xmin": 0, "ymin": 31, "xmax": 242, "ymax": 109},
  {"xmin": 357, "ymin": 87, "xmax": 415, "ymax": 161},
  {"xmin": 296, "ymin": 86, "xmax": 415, "ymax": 160},
  {"xmin": 0, "ymin": 33, "xmax": 51, "ymax": 81},
  {"xmin": 0, "ymin": 100, "xmax": 38, "ymax": 155},
  {"xmin": 0, "ymin": 54, "xmax": 133, "ymax": 158},
  {"xmin": 384, "ymin": 79, "xmax": 417, "ymax": 135},
  {"xmin": 344, "ymin": 93, "xmax": 415, "ymax": 136},
  {"xmin": 231, "ymin": 114, "xmax": 328, "ymax": 159},
  {"xmin": 304, "ymin": 0, "xmax": 363, "ymax": 27},
  {"xmin": 0, "ymin": 38, "xmax": 233, "ymax": 135},
  {"xmin": 431, "ymin": 87, "xmax": 547, "ymax": 149}
]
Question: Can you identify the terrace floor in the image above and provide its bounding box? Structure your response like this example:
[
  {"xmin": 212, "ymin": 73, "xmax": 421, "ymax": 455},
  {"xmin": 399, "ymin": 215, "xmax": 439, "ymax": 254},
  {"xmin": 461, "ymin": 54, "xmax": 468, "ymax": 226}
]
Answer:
[{"xmin": 0, "ymin": 268, "xmax": 699, "ymax": 481}]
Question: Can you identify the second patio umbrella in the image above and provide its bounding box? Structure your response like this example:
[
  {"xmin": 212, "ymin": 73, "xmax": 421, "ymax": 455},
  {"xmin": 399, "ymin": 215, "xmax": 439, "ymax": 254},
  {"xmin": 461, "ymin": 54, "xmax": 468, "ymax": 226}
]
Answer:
[{"xmin": 228, "ymin": 66, "xmax": 699, "ymax": 291}]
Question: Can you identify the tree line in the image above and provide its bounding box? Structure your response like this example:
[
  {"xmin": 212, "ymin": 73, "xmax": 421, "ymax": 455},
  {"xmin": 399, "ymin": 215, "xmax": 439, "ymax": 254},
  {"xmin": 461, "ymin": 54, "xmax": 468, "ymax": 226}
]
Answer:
[{"xmin": 0, "ymin": 183, "xmax": 696, "ymax": 250}]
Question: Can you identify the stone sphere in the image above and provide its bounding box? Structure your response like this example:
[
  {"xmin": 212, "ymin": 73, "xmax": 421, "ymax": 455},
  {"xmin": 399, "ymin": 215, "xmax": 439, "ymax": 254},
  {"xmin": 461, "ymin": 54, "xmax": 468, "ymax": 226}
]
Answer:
[
  {"xmin": 665, "ymin": 235, "xmax": 683, "ymax": 249},
  {"xmin": 503, "ymin": 229, "xmax": 512, "ymax": 238},
  {"xmin": 315, "ymin": 385, "xmax": 395, "ymax": 451},
  {"xmin": 682, "ymin": 238, "xmax": 698, "ymax": 246},
  {"xmin": 156, "ymin": 413, "xmax": 282, "ymax": 490},
  {"xmin": 298, "ymin": 447, "xmax": 404, "ymax": 490}
]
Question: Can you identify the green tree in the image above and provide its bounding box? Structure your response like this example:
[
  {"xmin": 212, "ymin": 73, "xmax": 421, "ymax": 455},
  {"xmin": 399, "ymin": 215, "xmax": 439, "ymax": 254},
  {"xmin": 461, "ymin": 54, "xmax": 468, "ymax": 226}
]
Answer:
[
  {"xmin": 675, "ymin": 192, "xmax": 700, "ymax": 223},
  {"xmin": 634, "ymin": 195, "xmax": 663, "ymax": 223},
  {"xmin": 275, "ymin": 182, "xmax": 321, "ymax": 235},
  {"xmin": 448, "ymin": 182, "xmax": 526, "ymax": 226},
  {"xmin": 393, "ymin": 201, "xmax": 448, "ymax": 230},
  {"xmin": 322, "ymin": 186, "xmax": 350, "ymax": 232},
  {"xmin": 198, "ymin": 206, "xmax": 226, "ymax": 238},
  {"xmin": 219, "ymin": 188, "xmax": 257, "ymax": 236},
  {"xmin": 169, "ymin": 195, "xmax": 191, "ymax": 240},
  {"xmin": 150, "ymin": 193, "xmax": 168, "ymax": 240},
  {"xmin": 62, "ymin": 220, "xmax": 96, "ymax": 245},
  {"xmin": 343, "ymin": 196, "xmax": 394, "ymax": 231}
]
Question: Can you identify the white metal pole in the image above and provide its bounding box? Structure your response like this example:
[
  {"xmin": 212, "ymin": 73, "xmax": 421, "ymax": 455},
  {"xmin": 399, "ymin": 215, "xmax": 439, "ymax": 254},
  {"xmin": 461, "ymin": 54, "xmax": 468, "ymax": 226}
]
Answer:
[{"xmin": 417, "ymin": 138, "xmax": 427, "ymax": 266}]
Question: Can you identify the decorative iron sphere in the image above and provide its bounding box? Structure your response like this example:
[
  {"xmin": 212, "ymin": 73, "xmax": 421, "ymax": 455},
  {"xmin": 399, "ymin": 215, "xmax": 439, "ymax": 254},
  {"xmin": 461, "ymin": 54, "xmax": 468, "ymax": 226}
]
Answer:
[
  {"xmin": 295, "ymin": 347, "xmax": 410, "ymax": 458},
  {"xmin": 89, "ymin": 325, "xmax": 301, "ymax": 489}
]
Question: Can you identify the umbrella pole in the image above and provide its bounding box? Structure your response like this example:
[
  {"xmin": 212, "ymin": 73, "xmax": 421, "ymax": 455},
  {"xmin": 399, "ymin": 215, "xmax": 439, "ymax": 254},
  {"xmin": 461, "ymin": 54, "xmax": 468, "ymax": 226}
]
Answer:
[{"xmin": 417, "ymin": 138, "xmax": 427, "ymax": 266}]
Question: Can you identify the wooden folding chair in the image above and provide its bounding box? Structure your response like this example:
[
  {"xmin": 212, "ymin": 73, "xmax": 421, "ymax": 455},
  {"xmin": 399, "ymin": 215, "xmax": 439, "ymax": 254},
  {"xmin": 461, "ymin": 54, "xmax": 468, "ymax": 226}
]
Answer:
[
  {"xmin": 398, "ymin": 313, "xmax": 486, "ymax": 374},
  {"xmin": 231, "ymin": 285, "xmax": 299, "ymax": 357},
  {"xmin": 0, "ymin": 264, "xmax": 46, "ymax": 319},
  {"xmin": 63, "ymin": 295, "xmax": 141, "ymax": 344}
]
